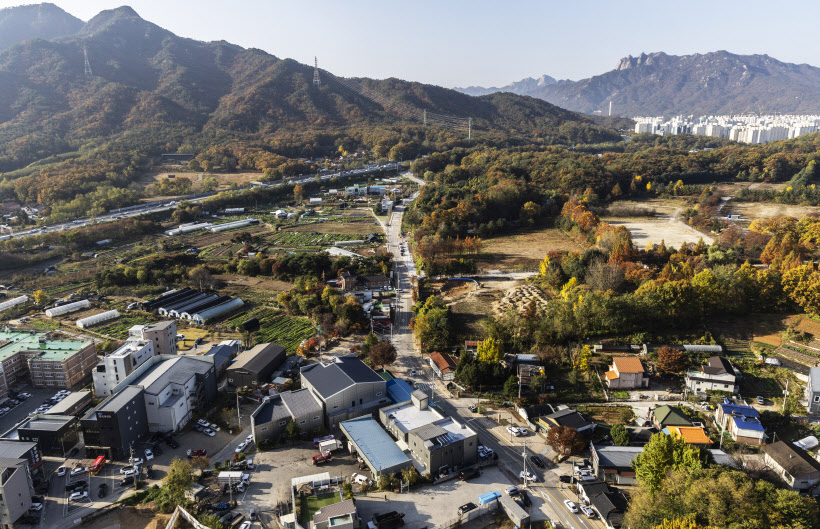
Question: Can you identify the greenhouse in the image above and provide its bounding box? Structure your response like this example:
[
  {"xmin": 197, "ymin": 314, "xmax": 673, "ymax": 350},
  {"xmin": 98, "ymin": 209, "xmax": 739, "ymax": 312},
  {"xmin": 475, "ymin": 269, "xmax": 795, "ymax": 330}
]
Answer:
[
  {"xmin": 45, "ymin": 300, "xmax": 90, "ymax": 318},
  {"xmin": 76, "ymin": 310, "xmax": 120, "ymax": 329},
  {"xmin": 192, "ymin": 298, "xmax": 245, "ymax": 324},
  {"xmin": 0, "ymin": 295, "xmax": 28, "ymax": 312}
]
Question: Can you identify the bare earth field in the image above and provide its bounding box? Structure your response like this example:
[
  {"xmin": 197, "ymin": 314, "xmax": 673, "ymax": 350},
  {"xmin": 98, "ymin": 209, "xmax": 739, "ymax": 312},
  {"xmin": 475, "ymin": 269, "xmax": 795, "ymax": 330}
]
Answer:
[
  {"xmin": 724, "ymin": 202, "xmax": 820, "ymax": 220},
  {"xmin": 478, "ymin": 228, "xmax": 585, "ymax": 271},
  {"xmin": 140, "ymin": 170, "xmax": 265, "ymax": 193},
  {"xmin": 280, "ymin": 219, "xmax": 379, "ymax": 235},
  {"xmin": 604, "ymin": 217, "xmax": 713, "ymax": 247}
]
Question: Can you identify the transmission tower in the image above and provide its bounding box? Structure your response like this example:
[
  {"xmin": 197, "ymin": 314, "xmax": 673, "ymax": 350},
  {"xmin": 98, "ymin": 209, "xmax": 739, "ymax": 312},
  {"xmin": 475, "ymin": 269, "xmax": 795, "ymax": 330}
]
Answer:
[
  {"xmin": 313, "ymin": 56, "xmax": 320, "ymax": 87},
  {"xmin": 83, "ymin": 45, "xmax": 93, "ymax": 78}
]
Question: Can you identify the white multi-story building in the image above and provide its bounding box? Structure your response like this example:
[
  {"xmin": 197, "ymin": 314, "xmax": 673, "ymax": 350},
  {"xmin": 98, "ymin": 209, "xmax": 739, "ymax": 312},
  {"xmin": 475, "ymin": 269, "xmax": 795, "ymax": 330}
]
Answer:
[
  {"xmin": 93, "ymin": 340, "xmax": 155, "ymax": 397},
  {"xmin": 634, "ymin": 114, "xmax": 820, "ymax": 144}
]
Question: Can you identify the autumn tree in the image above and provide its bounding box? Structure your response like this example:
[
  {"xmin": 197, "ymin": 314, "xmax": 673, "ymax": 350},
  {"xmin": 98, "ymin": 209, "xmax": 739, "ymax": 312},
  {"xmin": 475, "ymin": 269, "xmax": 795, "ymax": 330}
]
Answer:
[
  {"xmin": 546, "ymin": 426, "xmax": 585, "ymax": 457},
  {"xmin": 611, "ymin": 424, "xmax": 631, "ymax": 446},
  {"xmin": 476, "ymin": 336, "xmax": 503, "ymax": 363},
  {"xmin": 656, "ymin": 346, "xmax": 689, "ymax": 375},
  {"xmin": 293, "ymin": 184, "xmax": 304, "ymax": 202},
  {"xmin": 369, "ymin": 340, "xmax": 397, "ymax": 368},
  {"xmin": 32, "ymin": 290, "xmax": 48, "ymax": 305},
  {"xmin": 651, "ymin": 520, "xmax": 717, "ymax": 529},
  {"xmin": 632, "ymin": 432, "xmax": 705, "ymax": 495},
  {"xmin": 163, "ymin": 458, "xmax": 195, "ymax": 506},
  {"xmin": 189, "ymin": 265, "xmax": 213, "ymax": 290},
  {"xmin": 503, "ymin": 375, "xmax": 519, "ymax": 397},
  {"xmin": 285, "ymin": 419, "xmax": 301, "ymax": 441}
]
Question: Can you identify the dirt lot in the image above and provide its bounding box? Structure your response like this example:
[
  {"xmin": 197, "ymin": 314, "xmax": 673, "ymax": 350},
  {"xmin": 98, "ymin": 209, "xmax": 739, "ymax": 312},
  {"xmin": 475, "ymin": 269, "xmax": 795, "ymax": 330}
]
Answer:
[
  {"xmin": 604, "ymin": 217, "xmax": 713, "ymax": 247},
  {"xmin": 81, "ymin": 505, "xmax": 169, "ymax": 529},
  {"xmin": 478, "ymin": 228, "xmax": 586, "ymax": 271},
  {"xmin": 724, "ymin": 201, "xmax": 820, "ymax": 220},
  {"xmin": 279, "ymin": 219, "xmax": 380, "ymax": 235},
  {"xmin": 140, "ymin": 171, "xmax": 265, "ymax": 194}
]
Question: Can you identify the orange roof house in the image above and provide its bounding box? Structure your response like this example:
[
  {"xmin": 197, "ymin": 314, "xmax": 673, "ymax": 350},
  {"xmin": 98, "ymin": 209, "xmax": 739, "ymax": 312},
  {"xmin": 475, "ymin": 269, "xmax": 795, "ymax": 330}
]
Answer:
[
  {"xmin": 667, "ymin": 426, "xmax": 713, "ymax": 447},
  {"xmin": 605, "ymin": 356, "xmax": 649, "ymax": 389}
]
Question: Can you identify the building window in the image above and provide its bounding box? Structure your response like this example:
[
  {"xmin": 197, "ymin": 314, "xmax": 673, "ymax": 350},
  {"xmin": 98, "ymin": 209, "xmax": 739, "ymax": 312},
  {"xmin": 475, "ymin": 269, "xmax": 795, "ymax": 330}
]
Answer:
[
  {"xmin": 279, "ymin": 421, "xmax": 287, "ymax": 426},
  {"xmin": 299, "ymin": 420, "xmax": 306, "ymax": 425},
  {"xmin": 314, "ymin": 417, "xmax": 320, "ymax": 421},
  {"xmin": 814, "ymin": 396, "xmax": 820, "ymax": 403},
  {"xmin": 261, "ymin": 427, "xmax": 268, "ymax": 431},
  {"xmin": 351, "ymin": 401, "xmax": 355, "ymax": 407},
  {"xmin": 376, "ymin": 392, "xmax": 382, "ymax": 396},
  {"xmin": 333, "ymin": 405, "xmax": 339, "ymax": 409}
]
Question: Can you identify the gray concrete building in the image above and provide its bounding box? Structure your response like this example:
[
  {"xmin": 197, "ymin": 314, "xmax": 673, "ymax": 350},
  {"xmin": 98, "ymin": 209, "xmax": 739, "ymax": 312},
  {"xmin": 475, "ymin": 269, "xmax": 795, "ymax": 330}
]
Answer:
[
  {"xmin": 129, "ymin": 321, "xmax": 177, "ymax": 356},
  {"xmin": 81, "ymin": 386, "xmax": 148, "ymax": 460},
  {"xmin": 0, "ymin": 457, "xmax": 34, "ymax": 526},
  {"xmin": 15, "ymin": 414, "xmax": 79, "ymax": 457},
  {"xmin": 226, "ymin": 343, "xmax": 286, "ymax": 388},
  {"xmin": 250, "ymin": 388, "xmax": 324, "ymax": 444},
  {"xmin": 301, "ymin": 354, "xmax": 388, "ymax": 429},
  {"xmin": 406, "ymin": 417, "xmax": 478, "ymax": 475}
]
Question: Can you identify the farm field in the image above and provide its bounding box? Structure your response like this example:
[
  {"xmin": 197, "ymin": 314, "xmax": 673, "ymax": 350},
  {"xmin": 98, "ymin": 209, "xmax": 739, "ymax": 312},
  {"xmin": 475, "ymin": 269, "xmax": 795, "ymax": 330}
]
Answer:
[
  {"xmin": 266, "ymin": 231, "xmax": 363, "ymax": 246},
  {"xmin": 477, "ymin": 228, "xmax": 586, "ymax": 271},
  {"xmin": 603, "ymin": 217, "xmax": 713, "ymax": 248},
  {"xmin": 222, "ymin": 308, "xmax": 314, "ymax": 352}
]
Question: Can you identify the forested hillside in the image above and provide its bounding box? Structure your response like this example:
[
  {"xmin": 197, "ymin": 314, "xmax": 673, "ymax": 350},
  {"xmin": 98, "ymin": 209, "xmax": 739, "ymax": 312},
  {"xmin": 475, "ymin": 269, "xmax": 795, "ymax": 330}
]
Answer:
[{"xmin": 0, "ymin": 5, "xmax": 618, "ymax": 214}]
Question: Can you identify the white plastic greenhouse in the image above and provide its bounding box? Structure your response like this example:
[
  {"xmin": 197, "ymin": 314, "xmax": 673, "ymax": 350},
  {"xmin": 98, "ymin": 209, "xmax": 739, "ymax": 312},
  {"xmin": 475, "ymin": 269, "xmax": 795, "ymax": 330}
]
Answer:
[
  {"xmin": 191, "ymin": 298, "xmax": 245, "ymax": 324},
  {"xmin": 0, "ymin": 295, "xmax": 28, "ymax": 312},
  {"xmin": 164, "ymin": 222, "xmax": 213, "ymax": 237},
  {"xmin": 209, "ymin": 219, "xmax": 257, "ymax": 233},
  {"xmin": 76, "ymin": 310, "xmax": 120, "ymax": 329},
  {"xmin": 45, "ymin": 300, "xmax": 90, "ymax": 318}
]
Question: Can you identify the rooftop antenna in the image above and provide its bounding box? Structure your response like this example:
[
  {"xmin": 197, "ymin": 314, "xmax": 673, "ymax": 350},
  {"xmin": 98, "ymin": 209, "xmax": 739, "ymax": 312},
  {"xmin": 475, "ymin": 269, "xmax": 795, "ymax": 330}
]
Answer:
[
  {"xmin": 83, "ymin": 44, "xmax": 93, "ymax": 78},
  {"xmin": 313, "ymin": 56, "xmax": 320, "ymax": 87}
]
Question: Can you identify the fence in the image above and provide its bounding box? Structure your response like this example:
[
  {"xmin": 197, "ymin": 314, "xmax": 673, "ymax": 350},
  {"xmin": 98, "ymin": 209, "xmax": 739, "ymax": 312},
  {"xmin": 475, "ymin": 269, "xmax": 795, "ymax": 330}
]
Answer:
[{"xmin": 433, "ymin": 499, "xmax": 499, "ymax": 529}]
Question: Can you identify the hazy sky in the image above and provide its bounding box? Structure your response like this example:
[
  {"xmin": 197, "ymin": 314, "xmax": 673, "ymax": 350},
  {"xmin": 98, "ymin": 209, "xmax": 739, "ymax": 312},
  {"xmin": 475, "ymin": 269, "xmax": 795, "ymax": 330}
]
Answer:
[{"xmin": 3, "ymin": 0, "xmax": 820, "ymax": 87}]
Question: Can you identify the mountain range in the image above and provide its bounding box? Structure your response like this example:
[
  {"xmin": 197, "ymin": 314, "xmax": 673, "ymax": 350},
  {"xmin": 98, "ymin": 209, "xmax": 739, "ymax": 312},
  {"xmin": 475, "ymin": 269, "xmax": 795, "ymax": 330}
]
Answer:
[
  {"xmin": 455, "ymin": 51, "xmax": 820, "ymax": 116},
  {"xmin": 456, "ymin": 74, "xmax": 558, "ymax": 97},
  {"xmin": 0, "ymin": 3, "xmax": 618, "ymax": 181}
]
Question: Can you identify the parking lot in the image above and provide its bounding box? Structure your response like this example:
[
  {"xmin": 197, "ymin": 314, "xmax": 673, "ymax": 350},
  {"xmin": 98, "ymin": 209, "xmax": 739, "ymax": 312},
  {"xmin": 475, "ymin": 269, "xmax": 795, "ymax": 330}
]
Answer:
[{"xmin": 0, "ymin": 385, "xmax": 67, "ymax": 435}]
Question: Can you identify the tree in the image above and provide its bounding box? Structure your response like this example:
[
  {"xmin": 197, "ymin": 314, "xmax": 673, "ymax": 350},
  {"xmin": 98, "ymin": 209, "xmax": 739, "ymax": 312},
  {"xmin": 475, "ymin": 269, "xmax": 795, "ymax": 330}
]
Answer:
[
  {"xmin": 619, "ymin": 407, "xmax": 634, "ymax": 424},
  {"xmin": 632, "ymin": 433, "xmax": 705, "ymax": 495},
  {"xmin": 546, "ymin": 426, "xmax": 585, "ymax": 457},
  {"xmin": 476, "ymin": 336, "xmax": 503, "ymax": 363},
  {"xmin": 32, "ymin": 290, "xmax": 48, "ymax": 305},
  {"xmin": 369, "ymin": 340, "xmax": 397, "ymax": 368},
  {"xmin": 342, "ymin": 481, "xmax": 353, "ymax": 500},
  {"xmin": 201, "ymin": 176, "xmax": 219, "ymax": 192},
  {"xmin": 503, "ymin": 375, "xmax": 519, "ymax": 397},
  {"xmin": 285, "ymin": 419, "xmax": 301, "ymax": 441},
  {"xmin": 361, "ymin": 333, "xmax": 379, "ymax": 357},
  {"xmin": 651, "ymin": 520, "xmax": 716, "ymax": 529},
  {"xmin": 189, "ymin": 265, "xmax": 213, "ymax": 290},
  {"xmin": 400, "ymin": 466, "xmax": 420, "ymax": 486},
  {"xmin": 190, "ymin": 455, "xmax": 211, "ymax": 472},
  {"xmin": 611, "ymin": 424, "xmax": 630, "ymax": 446},
  {"xmin": 293, "ymin": 184, "xmax": 304, "ymax": 202},
  {"xmin": 163, "ymin": 458, "xmax": 195, "ymax": 505},
  {"xmin": 656, "ymin": 346, "xmax": 689, "ymax": 375}
]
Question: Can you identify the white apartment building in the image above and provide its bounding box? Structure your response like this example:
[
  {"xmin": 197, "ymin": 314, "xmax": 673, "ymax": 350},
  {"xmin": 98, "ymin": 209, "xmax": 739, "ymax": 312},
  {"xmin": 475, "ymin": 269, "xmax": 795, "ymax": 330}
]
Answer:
[
  {"xmin": 128, "ymin": 321, "xmax": 177, "ymax": 355},
  {"xmin": 92, "ymin": 340, "xmax": 155, "ymax": 397},
  {"xmin": 634, "ymin": 114, "xmax": 820, "ymax": 144}
]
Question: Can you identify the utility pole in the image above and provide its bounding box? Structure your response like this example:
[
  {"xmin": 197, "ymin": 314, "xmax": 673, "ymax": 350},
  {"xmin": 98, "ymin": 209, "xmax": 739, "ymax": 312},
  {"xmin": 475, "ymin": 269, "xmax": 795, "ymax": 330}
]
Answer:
[
  {"xmin": 522, "ymin": 441, "xmax": 528, "ymax": 488},
  {"xmin": 468, "ymin": 118, "xmax": 472, "ymax": 141},
  {"xmin": 518, "ymin": 368, "xmax": 522, "ymax": 399},
  {"xmin": 236, "ymin": 391, "xmax": 242, "ymax": 432}
]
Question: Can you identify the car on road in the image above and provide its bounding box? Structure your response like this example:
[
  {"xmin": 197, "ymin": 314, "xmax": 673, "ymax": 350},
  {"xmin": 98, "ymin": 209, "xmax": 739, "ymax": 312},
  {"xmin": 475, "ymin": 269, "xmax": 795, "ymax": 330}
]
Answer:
[
  {"xmin": 529, "ymin": 455, "xmax": 546, "ymax": 468},
  {"xmin": 564, "ymin": 500, "xmax": 579, "ymax": 513},
  {"xmin": 468, "ymin": 405, "xmax": 478, "ymax": 413},
  {"xmin": 69, "ymin": 491, "xmax": 89, "ymax": 502},
  {"xmin": 505, "ymin": 486, "xmax": 521, "ymax": 496},
  {"xmin": 245, "ymin": 434, "xmax": 253, "ymax": 444},
  {"xmin": 458, "ymin": 502, "xmax": 477, "ymax": 516},
  {"xmin": 559, "ymin": 475, "xmax": 571, "ymax": 483},
  {"xmin": 757, "ymin": 396, "xmax": 765, "ymax": 405},
  {"xmin": 132, "ymin": 457, "xmax": 144, "ymax": 465},
  {"xmin": 121, "ymin": 476, "xmax": 134, "ymax": 486},
  {"xmin": 29, "ymin": 503, "xmax": 43, "ymax": 512},
  {"xmin": 580, "ymin": 505, "xmax": 596, "ymax": 518},
  {"xmin": 120, "ymin": 467, "xmax": 136, "ymax": 477},
  {"xmin": 98, "ymin": 483, "xmax": 108, "ymax": 498},
  {"xmin": 478, "ymin": 446, "xmax": 494, "ymax": 459},
  {"xmin": 56, "ymin": 467, "xmax": 66, "ymax": 477},
  {"xmin": 187, "ymin": 449, "xmax": 207, "ymax": 457},
  {"xmin": 144, "ymin": 449, "xmax": 154, "ymax": 461},
  {"xmin": 519, "ymin": 471, "xmax": 538, "ymax": 482},
  {"xmin": 235, "ymin": 441, "xmax": 248, "ymax": 453},
  {"xmin": 238, "ymin": 522, "xmax": 252, "ymax": 529}
]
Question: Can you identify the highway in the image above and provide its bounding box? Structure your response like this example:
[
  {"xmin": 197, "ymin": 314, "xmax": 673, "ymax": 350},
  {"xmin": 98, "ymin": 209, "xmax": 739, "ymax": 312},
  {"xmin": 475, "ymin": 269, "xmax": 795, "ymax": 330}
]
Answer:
[
  {"xmin": 1, "ymin": 162, "xmax": 401, "ymax": 241},
  {"xmin": 382, "ymin": 173, "xmax": 600, "ymax": 529}
]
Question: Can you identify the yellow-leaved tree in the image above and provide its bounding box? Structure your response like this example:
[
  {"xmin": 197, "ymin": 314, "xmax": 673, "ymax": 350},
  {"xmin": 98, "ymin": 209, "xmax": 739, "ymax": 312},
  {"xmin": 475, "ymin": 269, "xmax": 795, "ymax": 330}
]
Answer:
[{"xmin": 476, "ymin": 337, "xmax": 503, "ymax": 364}]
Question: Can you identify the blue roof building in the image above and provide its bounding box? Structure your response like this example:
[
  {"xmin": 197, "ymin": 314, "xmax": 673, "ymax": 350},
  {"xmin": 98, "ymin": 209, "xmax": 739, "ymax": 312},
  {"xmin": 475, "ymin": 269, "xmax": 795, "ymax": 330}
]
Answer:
[
  {"xmin": 340, "ymin": 416, "xmax": 412, "ymax": 477},
  {"xmin": 715, "ymin": 398, "xmax": 767, "ymax": 446},
  {"xmin": 386, "ymin": 379, "xmax": 414, "ymax": 403}
]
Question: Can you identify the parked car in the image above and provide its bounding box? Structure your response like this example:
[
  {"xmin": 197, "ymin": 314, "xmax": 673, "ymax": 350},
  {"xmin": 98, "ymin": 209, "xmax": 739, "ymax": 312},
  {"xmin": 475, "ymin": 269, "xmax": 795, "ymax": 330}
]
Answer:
[
  {"xmin": 351, "ymin": 473, "xmax": 370, "ymax": 485},
  {"xmin": 757, "ymin": 396, "xmax": 765, "ymax": 405},
  {"xmin": 468, "ymin": 405, "xmax": 478, "ymax": 413},
  {"xmin": 187, "ymin": 449, "xmax": 207, "ymax": 457},
  {"xmin": 197, "ymin": 419, "xmax": 209, "ymax": 427},
  {"xmin": 580, "ymin": 505, "xmax": 596, "ymax": 518},
  {"xmin": 505, "ymin": 486, "xmax": 521, "ymax": 496},
  {"xmin": 564, "ymin": 500, "xmax": 579, "ymax": 513},
  {"xmin": 121, "ymin": 476, "xmax": 134, "ymax": 486},
  {"xmin": 458, "ymin": 502, "xmax": 477, "ymax": 516},
  {"xmin": 194, "ymin": 425, "xmax": 204, "ymax": 432},
  {"xmin": 65, "ymin": 480, "xmax": 86, "ymax": 492},
  {"xmin": 29, "ymin": 503, "xmax": 43, "ymax": 512},
  {"xmin": 514, "ymin": 490, "xmax": 531, "ymax": 508},
  {"xmin": 56, "ymin": 467, "xmax": 66, "ymax": 477},
  {"xmin": 120, "ymin": 467, "xmax": 136, "ymax": 477},
  {"xmin": 238, "ymin": 522, "xmax": 252, "ymax": 529},
  {"xmin": 211, "ymin": 424, "xmax": 221, "ymax": 432},
  {"xmin": 144, "ymin": 449, "xmax": 154, "ymax": 461},
  {"xmin": 204, "ymin": 428, "xmax": 215, "ymax": 437},
  {"xmin": 70, "ymin": 467, "xmax": 87, "ymax": 477},
  {"xmin": 519, "ymin": 471, "xmax": 537, "ymax": 482},
  {"xmin": 460, "ymin": 468, "xmax": 480, "ymax": 481},
  {"xmin": 68, "ymin": 491, "xmax": 89, "ymax": 502},
  {"xmin": 132, "ymin": 457, "xmax": 144, "ymax": 465},
  {"xmin": 529, "ymin": 455, "xmax": 546, "ymax": 469},
  {"xmin": 235, "ymin": 441, "xmax": 248, "ymax": 453},
  {"xmin": 245, "ymin": 434, "xmax": 253, "ymax": 444},
  {"xmin": 559, "ymin": 475, "xmax": 571, "ymax": 484}
]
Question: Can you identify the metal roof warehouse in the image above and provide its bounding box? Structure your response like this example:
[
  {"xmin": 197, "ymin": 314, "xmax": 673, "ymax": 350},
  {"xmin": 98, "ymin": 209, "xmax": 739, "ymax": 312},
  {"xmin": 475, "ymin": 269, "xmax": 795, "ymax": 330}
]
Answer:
[{"xmin": 340, "ymin": 416, "xmax": 412, "ymax": 477}]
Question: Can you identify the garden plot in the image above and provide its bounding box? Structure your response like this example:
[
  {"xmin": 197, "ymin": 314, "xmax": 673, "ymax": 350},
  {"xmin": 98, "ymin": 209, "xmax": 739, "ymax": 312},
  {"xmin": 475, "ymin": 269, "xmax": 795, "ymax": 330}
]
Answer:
[
  {"xmin": 266, "ymin": 231, "xmax": 363, "ymax": 247},
  {"xmin": 493, "ymin": 284, "xmax": 549, "ymax": 315},
  {"xmin": 222, "ymin": 309, "xmax": 314, "ymax": 352},
  {"xmin": 604, "ymin": 217, "xmax": 713, "ymax": 248}
]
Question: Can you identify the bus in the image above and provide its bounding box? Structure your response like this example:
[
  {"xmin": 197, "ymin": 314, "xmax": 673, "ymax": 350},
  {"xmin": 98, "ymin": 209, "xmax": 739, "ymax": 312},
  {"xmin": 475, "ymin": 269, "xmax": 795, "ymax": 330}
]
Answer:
[{"xmin": 90, "ymin": 455, "xmax": 106, "ymax": 475}]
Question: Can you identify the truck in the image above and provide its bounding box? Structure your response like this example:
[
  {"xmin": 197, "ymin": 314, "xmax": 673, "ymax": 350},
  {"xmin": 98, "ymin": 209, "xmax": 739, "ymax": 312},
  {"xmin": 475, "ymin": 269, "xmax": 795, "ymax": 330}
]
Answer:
[
  {"xmin": 312, "ymin": 452, "xmax": 332, "ymax": 465},
  {"xmin": 217, "ymin": 471, "xmax": 250, "ymax": 485},
  {"xmin": 319, "ymin": 439, "xmax": 343, "ymax": 453},
  {"xmin": 372, "ymin": 511, "xmax": 405, "ymax": 529}
]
